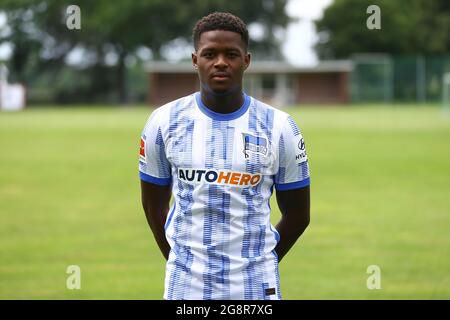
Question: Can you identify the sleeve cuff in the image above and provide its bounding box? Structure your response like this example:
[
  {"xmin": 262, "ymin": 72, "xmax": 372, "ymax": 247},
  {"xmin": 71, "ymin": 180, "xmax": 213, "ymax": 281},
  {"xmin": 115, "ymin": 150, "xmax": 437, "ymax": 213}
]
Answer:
[
  {"xmin": 275, "ymin": 178, "xmax": 310, "ymax": 191},
  {"xmin": 139, "ymin": 172, "xmax": 171, "ymax": 186}
]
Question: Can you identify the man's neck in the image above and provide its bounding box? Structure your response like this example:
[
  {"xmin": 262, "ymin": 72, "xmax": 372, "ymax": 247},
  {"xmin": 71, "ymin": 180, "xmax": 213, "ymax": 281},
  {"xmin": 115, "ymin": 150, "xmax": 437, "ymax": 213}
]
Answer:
[{"xmin": 200, "ymin": 86, "xmax": 244, "ymax": 114}]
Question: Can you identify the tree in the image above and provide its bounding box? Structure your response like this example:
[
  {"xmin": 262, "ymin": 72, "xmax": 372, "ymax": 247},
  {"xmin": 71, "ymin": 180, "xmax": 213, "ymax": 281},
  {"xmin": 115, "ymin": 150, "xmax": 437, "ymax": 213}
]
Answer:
[
  {"xmin": 0, "ymin": 0, "xmax": 291, "ymax": 104},
  {"xmin": 315, "ymin": 0, "xmax": 450, "ymax": 59}
]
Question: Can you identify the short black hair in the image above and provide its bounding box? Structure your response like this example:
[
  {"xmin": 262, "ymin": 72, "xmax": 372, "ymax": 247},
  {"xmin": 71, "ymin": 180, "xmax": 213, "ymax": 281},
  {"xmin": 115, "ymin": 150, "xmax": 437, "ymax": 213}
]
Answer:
[{"xmin": 192, "ymin": 12, "xmax": 249, "ymax": 52}]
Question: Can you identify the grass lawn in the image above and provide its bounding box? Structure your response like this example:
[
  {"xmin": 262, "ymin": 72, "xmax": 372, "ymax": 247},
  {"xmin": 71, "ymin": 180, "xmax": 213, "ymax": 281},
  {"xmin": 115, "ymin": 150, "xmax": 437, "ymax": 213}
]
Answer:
[{"xmin": 0, "ymin": 104, "xmax": 449, "ymax": 299}]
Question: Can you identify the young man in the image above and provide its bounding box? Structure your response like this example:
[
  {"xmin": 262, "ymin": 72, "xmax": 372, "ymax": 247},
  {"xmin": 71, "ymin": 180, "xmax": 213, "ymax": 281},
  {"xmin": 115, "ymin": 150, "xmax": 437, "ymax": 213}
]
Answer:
[{"xmin": 139, "ymin": 12, "xmax": 310, "ymax": 300}]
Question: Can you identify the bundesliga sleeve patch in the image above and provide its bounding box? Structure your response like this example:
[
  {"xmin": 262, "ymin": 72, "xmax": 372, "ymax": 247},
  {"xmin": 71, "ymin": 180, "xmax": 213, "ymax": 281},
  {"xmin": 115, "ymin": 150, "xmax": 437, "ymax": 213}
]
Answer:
[{"xmin": 139, "ymin": 136, "xmax": 147, "ymax": 163}]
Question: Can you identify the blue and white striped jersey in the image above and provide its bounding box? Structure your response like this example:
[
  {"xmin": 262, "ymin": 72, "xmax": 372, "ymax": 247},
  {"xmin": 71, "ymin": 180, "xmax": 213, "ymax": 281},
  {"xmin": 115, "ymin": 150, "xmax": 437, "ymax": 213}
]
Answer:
[{"xmin": 139, "ymin": 92, "xmax": 310, "ymax": 300}]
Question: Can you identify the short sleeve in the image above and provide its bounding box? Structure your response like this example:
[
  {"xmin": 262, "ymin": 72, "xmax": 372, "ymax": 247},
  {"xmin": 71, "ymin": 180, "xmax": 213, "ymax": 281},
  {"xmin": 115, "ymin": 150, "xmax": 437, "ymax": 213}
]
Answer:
[
  {"xmin": 274, "ymin": 116, "xmax": 310, "ymax": 191},
  {"xmin": 138, "ymin": 110, "xmax": 172, "ymax": 186}
]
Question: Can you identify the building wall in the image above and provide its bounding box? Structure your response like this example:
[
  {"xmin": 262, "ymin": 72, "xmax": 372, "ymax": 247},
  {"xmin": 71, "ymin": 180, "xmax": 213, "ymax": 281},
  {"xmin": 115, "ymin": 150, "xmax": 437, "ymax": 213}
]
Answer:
[
  {"xmin": 148, "ymin": 71, "xmax": 349, "ymax": 106},
  {"xmin": 296, "ymin": 72, "xmax": 349, "ymax": 104},
  {"xmin": 148, "ymin": 73, "xmax": 199, "ymax": 106}
]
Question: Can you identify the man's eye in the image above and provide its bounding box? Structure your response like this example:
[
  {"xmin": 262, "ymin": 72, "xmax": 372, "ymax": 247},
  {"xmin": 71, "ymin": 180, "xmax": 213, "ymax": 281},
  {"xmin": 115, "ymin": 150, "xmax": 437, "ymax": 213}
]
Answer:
[
  {"xmin": 203, "ymin": 52, "xmax": 214, "ymax": 58},
  {"xmin": 228, "ymin": 53, "xmax": 238, "ymax": 58}
]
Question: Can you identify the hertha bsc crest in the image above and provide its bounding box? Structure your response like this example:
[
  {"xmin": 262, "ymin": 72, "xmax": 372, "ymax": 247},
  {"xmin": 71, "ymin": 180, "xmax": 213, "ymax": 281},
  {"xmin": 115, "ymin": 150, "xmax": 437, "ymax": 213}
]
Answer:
[{"xmin": 242, "ymin": 133, "xmax": 268, "ymax": 158}]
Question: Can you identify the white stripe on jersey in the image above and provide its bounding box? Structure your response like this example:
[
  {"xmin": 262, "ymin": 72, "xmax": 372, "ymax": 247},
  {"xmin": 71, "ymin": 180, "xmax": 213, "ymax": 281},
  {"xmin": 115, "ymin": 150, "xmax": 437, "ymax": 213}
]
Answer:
[{"xmin": 139, "ymin": 92, "xmax": 310, "ymax": 300}]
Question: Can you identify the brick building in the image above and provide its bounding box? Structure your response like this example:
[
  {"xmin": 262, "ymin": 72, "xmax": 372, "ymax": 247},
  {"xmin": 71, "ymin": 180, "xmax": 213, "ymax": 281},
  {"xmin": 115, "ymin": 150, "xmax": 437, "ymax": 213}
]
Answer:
[{"xmin": 145, "ymin": 60, "xmax": 352, "ymax": 106}]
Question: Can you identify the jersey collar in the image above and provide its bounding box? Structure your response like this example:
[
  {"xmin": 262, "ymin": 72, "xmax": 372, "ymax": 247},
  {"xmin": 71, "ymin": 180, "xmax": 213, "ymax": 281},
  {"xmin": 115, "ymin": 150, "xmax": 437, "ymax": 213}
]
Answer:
[{"xmin": 195, "ymin": 92, "xmax": 250, "ymax": 121}]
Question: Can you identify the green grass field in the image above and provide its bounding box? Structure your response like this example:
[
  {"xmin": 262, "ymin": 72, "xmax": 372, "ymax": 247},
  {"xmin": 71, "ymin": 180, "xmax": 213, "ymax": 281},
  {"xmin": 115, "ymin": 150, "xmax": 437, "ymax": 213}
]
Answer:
[{"xmin": 1, "ymin": 104, "xmax": 449, "ymax": 299}]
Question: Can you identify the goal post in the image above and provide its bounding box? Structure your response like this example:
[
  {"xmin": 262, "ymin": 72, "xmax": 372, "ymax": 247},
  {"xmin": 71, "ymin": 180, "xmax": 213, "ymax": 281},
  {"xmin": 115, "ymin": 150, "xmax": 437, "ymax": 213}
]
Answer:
[
  {"xmin": 351, "ymin": 53, "xmax": 393, "ymax": 104},
  {"xmin": 443, "ymin": 72, "xmax": 450, "ymax": 116}
]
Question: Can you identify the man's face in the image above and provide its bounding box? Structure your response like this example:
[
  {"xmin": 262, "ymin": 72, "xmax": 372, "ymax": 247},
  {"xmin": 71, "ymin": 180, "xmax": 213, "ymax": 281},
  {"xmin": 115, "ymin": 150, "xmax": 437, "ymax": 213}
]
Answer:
[{"xmin": 192, "ymin": 30, "xmax": 251, "ymax": 94}]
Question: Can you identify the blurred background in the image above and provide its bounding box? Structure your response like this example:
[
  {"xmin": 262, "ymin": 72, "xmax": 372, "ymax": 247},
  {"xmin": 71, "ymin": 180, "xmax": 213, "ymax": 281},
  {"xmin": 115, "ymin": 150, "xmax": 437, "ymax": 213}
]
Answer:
[{"xmin": 0, "ymin": 0, "xmax": 449, "ymax": 299}]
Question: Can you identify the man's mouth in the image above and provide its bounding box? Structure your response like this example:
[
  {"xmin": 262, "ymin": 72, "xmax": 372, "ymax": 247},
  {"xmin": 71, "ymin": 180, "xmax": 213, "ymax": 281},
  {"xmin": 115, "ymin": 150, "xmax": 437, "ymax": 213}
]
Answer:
[{"xmin": 211, "ymin": 72, "xmax": 231, "ymax": 80}]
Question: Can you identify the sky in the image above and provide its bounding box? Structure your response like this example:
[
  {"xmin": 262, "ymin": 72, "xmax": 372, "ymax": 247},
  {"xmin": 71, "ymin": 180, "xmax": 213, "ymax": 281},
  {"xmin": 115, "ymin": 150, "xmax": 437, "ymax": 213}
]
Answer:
[
  {"xmin": 0, "ymin": 0, "xmax": 333, "ymax": 67},
  {"xmin": 282, "ymin": 0, "xmax": 333, "ymax": 66}
]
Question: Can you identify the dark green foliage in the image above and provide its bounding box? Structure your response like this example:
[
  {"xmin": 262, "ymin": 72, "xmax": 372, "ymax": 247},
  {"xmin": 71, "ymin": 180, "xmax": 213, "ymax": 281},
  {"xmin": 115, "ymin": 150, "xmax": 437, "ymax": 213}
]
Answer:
[{"xmin": 0, "ymin": 0, "xmax": 290, "ymax": 103}]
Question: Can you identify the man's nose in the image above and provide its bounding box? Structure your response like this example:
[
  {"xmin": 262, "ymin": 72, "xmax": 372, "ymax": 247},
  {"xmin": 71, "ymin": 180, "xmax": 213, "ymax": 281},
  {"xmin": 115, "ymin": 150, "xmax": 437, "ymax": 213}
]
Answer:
[{"xmin": 214, "ymin": 54, "xmax": 228, "ymax": 68}]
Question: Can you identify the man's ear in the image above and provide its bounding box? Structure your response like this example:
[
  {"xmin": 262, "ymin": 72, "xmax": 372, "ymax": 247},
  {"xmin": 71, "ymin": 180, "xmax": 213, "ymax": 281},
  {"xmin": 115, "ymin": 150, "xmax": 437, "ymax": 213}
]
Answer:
[
  {"xmin": 192, "ymin": 52, "xmax": 198, "ymax": 69},
  {"xmin": 244, "ymin": 52, "xmax": 251, "ymax": 70}
]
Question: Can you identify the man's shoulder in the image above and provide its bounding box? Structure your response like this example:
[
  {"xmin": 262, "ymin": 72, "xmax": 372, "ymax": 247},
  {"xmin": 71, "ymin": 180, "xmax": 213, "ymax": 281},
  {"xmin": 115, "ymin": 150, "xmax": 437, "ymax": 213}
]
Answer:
[
  {"xmin": 155, "ymin": 93, "xmax": 196, "ymax": 114},
  {"xmin": 249, "ymin": 95, "xmax": 291, "ymax": 123},
  {"xmin": 145, "ymin": 93, "xmax": 196, "ymax": 127}
]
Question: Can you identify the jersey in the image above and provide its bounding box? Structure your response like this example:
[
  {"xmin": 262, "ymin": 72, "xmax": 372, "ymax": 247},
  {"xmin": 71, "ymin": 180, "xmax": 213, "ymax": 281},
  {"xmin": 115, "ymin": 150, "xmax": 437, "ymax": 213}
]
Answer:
[{"xmin": 139, "ymin": 92, "xmax": 310, "ymax": 300}]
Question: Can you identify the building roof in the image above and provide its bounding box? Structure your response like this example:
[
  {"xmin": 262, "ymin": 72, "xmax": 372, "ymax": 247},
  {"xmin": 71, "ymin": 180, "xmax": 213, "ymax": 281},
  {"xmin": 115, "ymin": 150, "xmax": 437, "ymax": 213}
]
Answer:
[{"xmin": 144, "ymin": 60, "xmax": 353, "ymax": 74}]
